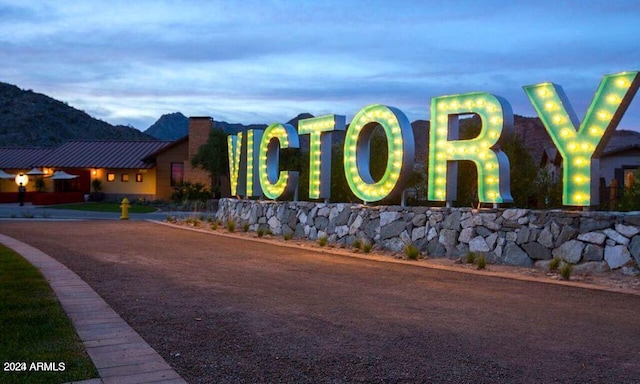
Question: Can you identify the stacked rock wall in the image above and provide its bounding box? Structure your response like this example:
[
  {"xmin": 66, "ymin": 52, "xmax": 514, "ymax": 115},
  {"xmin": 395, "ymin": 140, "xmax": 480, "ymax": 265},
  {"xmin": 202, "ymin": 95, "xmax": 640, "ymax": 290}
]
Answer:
[{"xmin": 216, "ymin": 199, "xmax": 640, "ymax": 271}]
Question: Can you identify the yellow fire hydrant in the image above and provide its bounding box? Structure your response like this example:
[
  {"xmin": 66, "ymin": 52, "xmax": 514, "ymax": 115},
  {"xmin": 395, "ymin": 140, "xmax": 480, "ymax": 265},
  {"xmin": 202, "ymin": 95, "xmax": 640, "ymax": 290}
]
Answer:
[{"xmin": 120, "ymin": 197, "xmax": 130, "ymax": 220}]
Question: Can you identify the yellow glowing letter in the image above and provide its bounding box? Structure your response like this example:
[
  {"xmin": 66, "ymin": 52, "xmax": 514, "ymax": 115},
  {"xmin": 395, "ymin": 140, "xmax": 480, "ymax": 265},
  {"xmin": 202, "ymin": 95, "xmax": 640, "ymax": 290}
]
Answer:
[
  {"xmin": 227, "ymin": 133, "xmax": 242, "ymax": 196},
  {"xmin": 343, "ymin": 104, "xmax": 415, "ymax": 202},
  {"xmin": 428, "ymin": 92, "xmax": 513, "ymax": 204},
  {"xmin": 524, "ymin": 71, "xmax": 640, "ymax": 206},
  {"xmin": 298, "ymin": 114, "xmax": 346, "ymax": 199},
  {"xmin": 259, "ymin": 123, "xmax": 300, "ymax": 200},
  {"xmin": 243, "ymin": 129, "xmax": 263, "ymax": 197}
]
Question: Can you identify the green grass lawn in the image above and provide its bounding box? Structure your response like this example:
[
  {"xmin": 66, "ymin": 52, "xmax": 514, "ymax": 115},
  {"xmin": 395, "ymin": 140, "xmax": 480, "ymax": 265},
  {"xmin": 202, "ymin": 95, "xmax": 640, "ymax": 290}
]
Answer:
[
  {"xmin": 46, "ymin": 202, "xmax": 157, "ymax": 213},
  {"xmin": 0, "ymin": 245, "xmax": 98, "ymax": 384}
]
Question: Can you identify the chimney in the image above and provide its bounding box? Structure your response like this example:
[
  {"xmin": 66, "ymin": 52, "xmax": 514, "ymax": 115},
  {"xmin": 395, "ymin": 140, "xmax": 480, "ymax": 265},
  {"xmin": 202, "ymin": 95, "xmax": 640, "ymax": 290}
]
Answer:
[{"xmin": 185, "ymin": 116, "xmax": 214, "ymax": 187}]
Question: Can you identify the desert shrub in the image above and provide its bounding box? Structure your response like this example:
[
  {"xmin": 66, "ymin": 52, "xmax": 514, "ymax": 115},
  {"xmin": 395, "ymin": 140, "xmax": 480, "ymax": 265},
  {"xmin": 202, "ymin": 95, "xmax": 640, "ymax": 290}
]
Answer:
[
  {"xmin": 318, "ymin": 236, "xmax": 328, "ymax": 247},
  {"xmin": 477, "ymin": 254, "xmax": 486, "ymax": 270},
  {"xmin": 171, "ymin": 181, "xmax": 212, "ymax": 203},
  {"xmin": 465, "ymin": 252, "xmax": 476, "ymax": 264},
  {"xmin": 560, "ymin": 263, "xmax": 572, "ymax": 280},
  {"xmin": 548, "ymin": 257, "xmax": 561, "ymax": 272},
  {"xmin": 404, "ymin": 245, "xmax": 420, "ymax": 260}
]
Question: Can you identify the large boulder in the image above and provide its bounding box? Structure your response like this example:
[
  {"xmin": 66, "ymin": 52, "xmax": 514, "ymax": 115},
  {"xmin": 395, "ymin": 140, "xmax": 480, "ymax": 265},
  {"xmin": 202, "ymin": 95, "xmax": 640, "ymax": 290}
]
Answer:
[
  {"xmin": 469, "ymin": 236, "xmax": 490, "ymax": 253},
  {"xmin": 502, "ymin": 242, "xmax": 533, "ymax": 266},
  {"xmin": 552, "ymin": 240, "xmax": 585, "ymax": 264},
  {"xmin": 522, "ymin": 242, "xmax": 552, "ymax": 260},
  {"xmin": 582, "ymin": 244, "xmax": 604, "ymax": 262},
  {"xmin": 629, "ymin": 235, "xmax": 640, "ymax": 265},
  {"xmin": 604, "ymin": 245, "xmax": 632, "ymax": 269}
]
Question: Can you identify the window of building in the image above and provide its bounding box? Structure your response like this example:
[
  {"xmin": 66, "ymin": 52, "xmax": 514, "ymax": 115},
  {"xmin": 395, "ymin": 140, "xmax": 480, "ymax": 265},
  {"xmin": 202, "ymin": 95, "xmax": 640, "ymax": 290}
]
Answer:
[
  {"xmin": 121, "ymin": 173, "xmax": 129, "ymax": 182},
  {"xmin": 171, "ymin": 162, "xmax": 184, "ymax": 186},
  {"xmin": 136, "ymin": 173, "xmax": 143, "ymax": 183},
  {"xmin": 107, "ymin": 173, "xmax": 115, "ymax": 182}
]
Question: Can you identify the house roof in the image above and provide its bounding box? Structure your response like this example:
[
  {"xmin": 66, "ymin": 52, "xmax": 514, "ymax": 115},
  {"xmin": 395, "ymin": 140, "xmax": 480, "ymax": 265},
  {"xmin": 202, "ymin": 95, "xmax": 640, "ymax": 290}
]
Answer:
[
  {"xmin": 0, "ymin": 147, "xmax": 54, "ymax": 169},
  {"xmin": 143, "ymin": 135, "xmax": 188, "ymax": 162},
  {"xmin": 0, "ymin": 141, "xmax": 174, "ymax": 170},
  {"xmin": 601, "ymin": 130, "xmax": 640, "ymax": 157},
  {"xmin": 41, "ymin": 141, "xmax": 174, "ymax": 169},
  {"xmin": 538, "ymin": 130, "xmax": 640, "ymax": 164}
]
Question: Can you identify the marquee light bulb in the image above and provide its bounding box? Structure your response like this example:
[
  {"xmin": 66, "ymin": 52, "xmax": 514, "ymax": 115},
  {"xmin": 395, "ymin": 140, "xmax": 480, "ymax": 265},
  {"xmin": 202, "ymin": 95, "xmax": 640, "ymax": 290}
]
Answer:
[
  {"xmin": 258, "ymin": 123, "xmax": 299, "ymax": 199},
  {"xmin": 343, "ymin": 104, "xmax": 415, "ymax": 202},
  {"xmin": 428, "ymin": 91, "xmax": 514, "ymax": 204},
  {"xmin": 298, "ymin": 114, "xmax": 345, "ymax": 200},
  {"xmin": 524, "ymin": 70, "xmax": 640, "ymax": 206}
]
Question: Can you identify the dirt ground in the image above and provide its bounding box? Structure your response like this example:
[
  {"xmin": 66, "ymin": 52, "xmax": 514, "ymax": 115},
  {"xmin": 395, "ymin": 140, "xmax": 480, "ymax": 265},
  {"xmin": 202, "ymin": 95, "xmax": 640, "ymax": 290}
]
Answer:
[
  {"xmin": 2, "ymin": 220, "xmax": 640, "ymax": 384},
  {"xmin": 171, "ymin": 220, "xmax": 640, "ymax": 295}
]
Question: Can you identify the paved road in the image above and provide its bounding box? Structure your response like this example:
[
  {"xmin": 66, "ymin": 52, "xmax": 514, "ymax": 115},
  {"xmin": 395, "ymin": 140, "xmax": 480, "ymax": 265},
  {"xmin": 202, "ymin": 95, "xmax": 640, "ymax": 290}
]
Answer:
[{"xmin": 2, "ymin": 221, "xmax": 639, "ymax": 383}]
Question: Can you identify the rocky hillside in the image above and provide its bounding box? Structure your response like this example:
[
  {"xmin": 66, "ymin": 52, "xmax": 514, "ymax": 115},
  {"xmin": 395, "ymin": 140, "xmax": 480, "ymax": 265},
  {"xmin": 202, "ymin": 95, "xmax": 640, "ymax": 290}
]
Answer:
[
  {"xmin": 0, "ymin": 82, "xmax": 155, "ymax": 147},
  {"xmin": 144, "ymin": 112, "xmax": 268, "ymax": 139},
  {"xmin": 143, "ymin": 112, "xmax": 189, "ymax": 140}
]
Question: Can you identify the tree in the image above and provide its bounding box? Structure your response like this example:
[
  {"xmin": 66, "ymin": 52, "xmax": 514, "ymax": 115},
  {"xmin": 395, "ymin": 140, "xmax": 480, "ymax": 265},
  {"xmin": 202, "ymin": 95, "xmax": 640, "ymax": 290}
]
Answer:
[
  {"xmin": 534, "ymin": 169, "xmax": 563, "ymax": 209},
  {"xmin": 330, "ymin": 141, "xmax": 354, "ymax": 202},
  {"xmin": 501, "ymin": 134, "xmax": 541, "ymax": 208},
  {"xmin": 191, "ymin": 128, "xmax": 229, "ymax": 198}
]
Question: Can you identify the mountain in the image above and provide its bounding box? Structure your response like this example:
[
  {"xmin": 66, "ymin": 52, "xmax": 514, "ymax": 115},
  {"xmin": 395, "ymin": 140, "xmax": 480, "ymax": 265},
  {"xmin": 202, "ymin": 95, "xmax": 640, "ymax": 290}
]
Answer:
[
  {"xmin": 215, "ymin": 121, "xmax": 268, "ymax": 135},
  {"xmin": 143, "ymin": 112, "xmax": 267, "ymax": 140},
  {"xmin": 286, "ymin": 113, "xmax": 314, "ymax": 127},
  {"xmin": 143, "ymin": 112, "xmax": 189, "ymax": 140},
  {"xmin": 0, "ymin": 82, "xmax": 155, "ymax": 147}
]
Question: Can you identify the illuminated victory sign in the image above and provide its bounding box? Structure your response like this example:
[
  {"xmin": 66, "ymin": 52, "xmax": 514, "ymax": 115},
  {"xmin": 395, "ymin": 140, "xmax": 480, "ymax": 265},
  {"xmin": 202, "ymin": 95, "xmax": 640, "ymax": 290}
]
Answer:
[{"xmin": 227, "ymin": 71, "xmax": 639, "ymax": 207}]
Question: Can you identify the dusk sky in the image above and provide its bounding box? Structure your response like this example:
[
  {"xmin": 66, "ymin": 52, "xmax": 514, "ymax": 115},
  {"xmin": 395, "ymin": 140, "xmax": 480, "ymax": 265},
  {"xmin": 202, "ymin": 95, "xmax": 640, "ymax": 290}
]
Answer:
[{"xmin": 1, "ymin": 0, "xmax": 639, "ymax": 132}]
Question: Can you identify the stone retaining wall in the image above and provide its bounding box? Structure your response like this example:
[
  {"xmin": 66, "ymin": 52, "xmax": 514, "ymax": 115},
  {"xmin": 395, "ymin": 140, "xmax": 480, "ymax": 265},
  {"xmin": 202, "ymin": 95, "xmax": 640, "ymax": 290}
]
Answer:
[{"xmin": 216, "ymin": 199, "xmax": 640, "ymax": 272}]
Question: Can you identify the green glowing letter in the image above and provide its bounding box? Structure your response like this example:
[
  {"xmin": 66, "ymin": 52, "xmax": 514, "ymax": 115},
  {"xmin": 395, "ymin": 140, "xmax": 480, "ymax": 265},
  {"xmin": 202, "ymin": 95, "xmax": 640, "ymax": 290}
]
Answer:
[
  {"xmin": 343, "ymin": 104, "xmax": 415, "ymax": 202},
  {"xmin": 242, "ymin": 129, "xmax": 263, "ymax": 197},
  {"xmin": 259, "ymin": 123, "xmax": 300, "ymax": 200},
  {"xmin": 524, "ymin": 71, "xmax": 640, "ymax": 206},
  {"xmin": 298, "ymin": 114, "xmax": 346, "ymax": 199},
  {"xmin": 428, "ymin": 92, "xmax": 514, "ymax": 204},
  {"xmin": 227, "ymin": 133, "xmax": 242, "ymax": 196}
]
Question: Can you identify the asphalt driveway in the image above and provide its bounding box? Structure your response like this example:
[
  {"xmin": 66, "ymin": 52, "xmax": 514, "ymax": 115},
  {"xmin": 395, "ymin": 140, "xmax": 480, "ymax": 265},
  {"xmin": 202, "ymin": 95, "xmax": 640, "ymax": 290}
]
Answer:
[{"xmin": 1, "ymin": 220, "xmax": 639, "ymax": 383}]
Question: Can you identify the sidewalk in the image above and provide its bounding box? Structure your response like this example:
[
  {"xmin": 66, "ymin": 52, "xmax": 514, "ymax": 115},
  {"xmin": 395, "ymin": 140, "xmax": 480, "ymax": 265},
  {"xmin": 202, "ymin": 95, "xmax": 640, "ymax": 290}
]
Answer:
[{"xmin": 0, "ymin": 233, "xmax": 187, "ymax": 384}]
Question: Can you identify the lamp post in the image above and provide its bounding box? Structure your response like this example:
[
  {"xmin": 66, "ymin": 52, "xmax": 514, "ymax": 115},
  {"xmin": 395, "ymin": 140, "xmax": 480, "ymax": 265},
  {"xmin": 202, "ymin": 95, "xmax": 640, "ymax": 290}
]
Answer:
[{"xmin": 15, "ymin": 173, "xmax": 29, "ymax": 206}]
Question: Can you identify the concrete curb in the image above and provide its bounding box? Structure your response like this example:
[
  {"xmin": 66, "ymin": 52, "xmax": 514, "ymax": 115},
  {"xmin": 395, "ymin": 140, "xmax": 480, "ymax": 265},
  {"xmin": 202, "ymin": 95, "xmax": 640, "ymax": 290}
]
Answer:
[{"xmin": 0, "ymin": 234, "xmax": 187, "ymax": 384}]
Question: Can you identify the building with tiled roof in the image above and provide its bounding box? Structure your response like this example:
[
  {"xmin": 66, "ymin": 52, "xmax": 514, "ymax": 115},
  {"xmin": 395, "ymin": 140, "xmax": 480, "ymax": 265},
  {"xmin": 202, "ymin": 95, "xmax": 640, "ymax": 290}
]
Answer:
[
  {"xmin": 0, "ymin": 117, "xmax": 215, "ymax": 203},
  {"xmin": 41, "ymin": 141, "xmax": 172, "ymax": 169},
  {"xmin": 0, "ymin": 147, "xmax": 54, "ymax": 169}
]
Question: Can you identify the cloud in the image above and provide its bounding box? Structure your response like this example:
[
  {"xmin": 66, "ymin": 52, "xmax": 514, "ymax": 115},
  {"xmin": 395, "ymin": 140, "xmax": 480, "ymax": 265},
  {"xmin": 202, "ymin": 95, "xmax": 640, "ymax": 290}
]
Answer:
[{"xmin": 0, "ymin": 0, "xmax": 638, "ymax": 131}]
